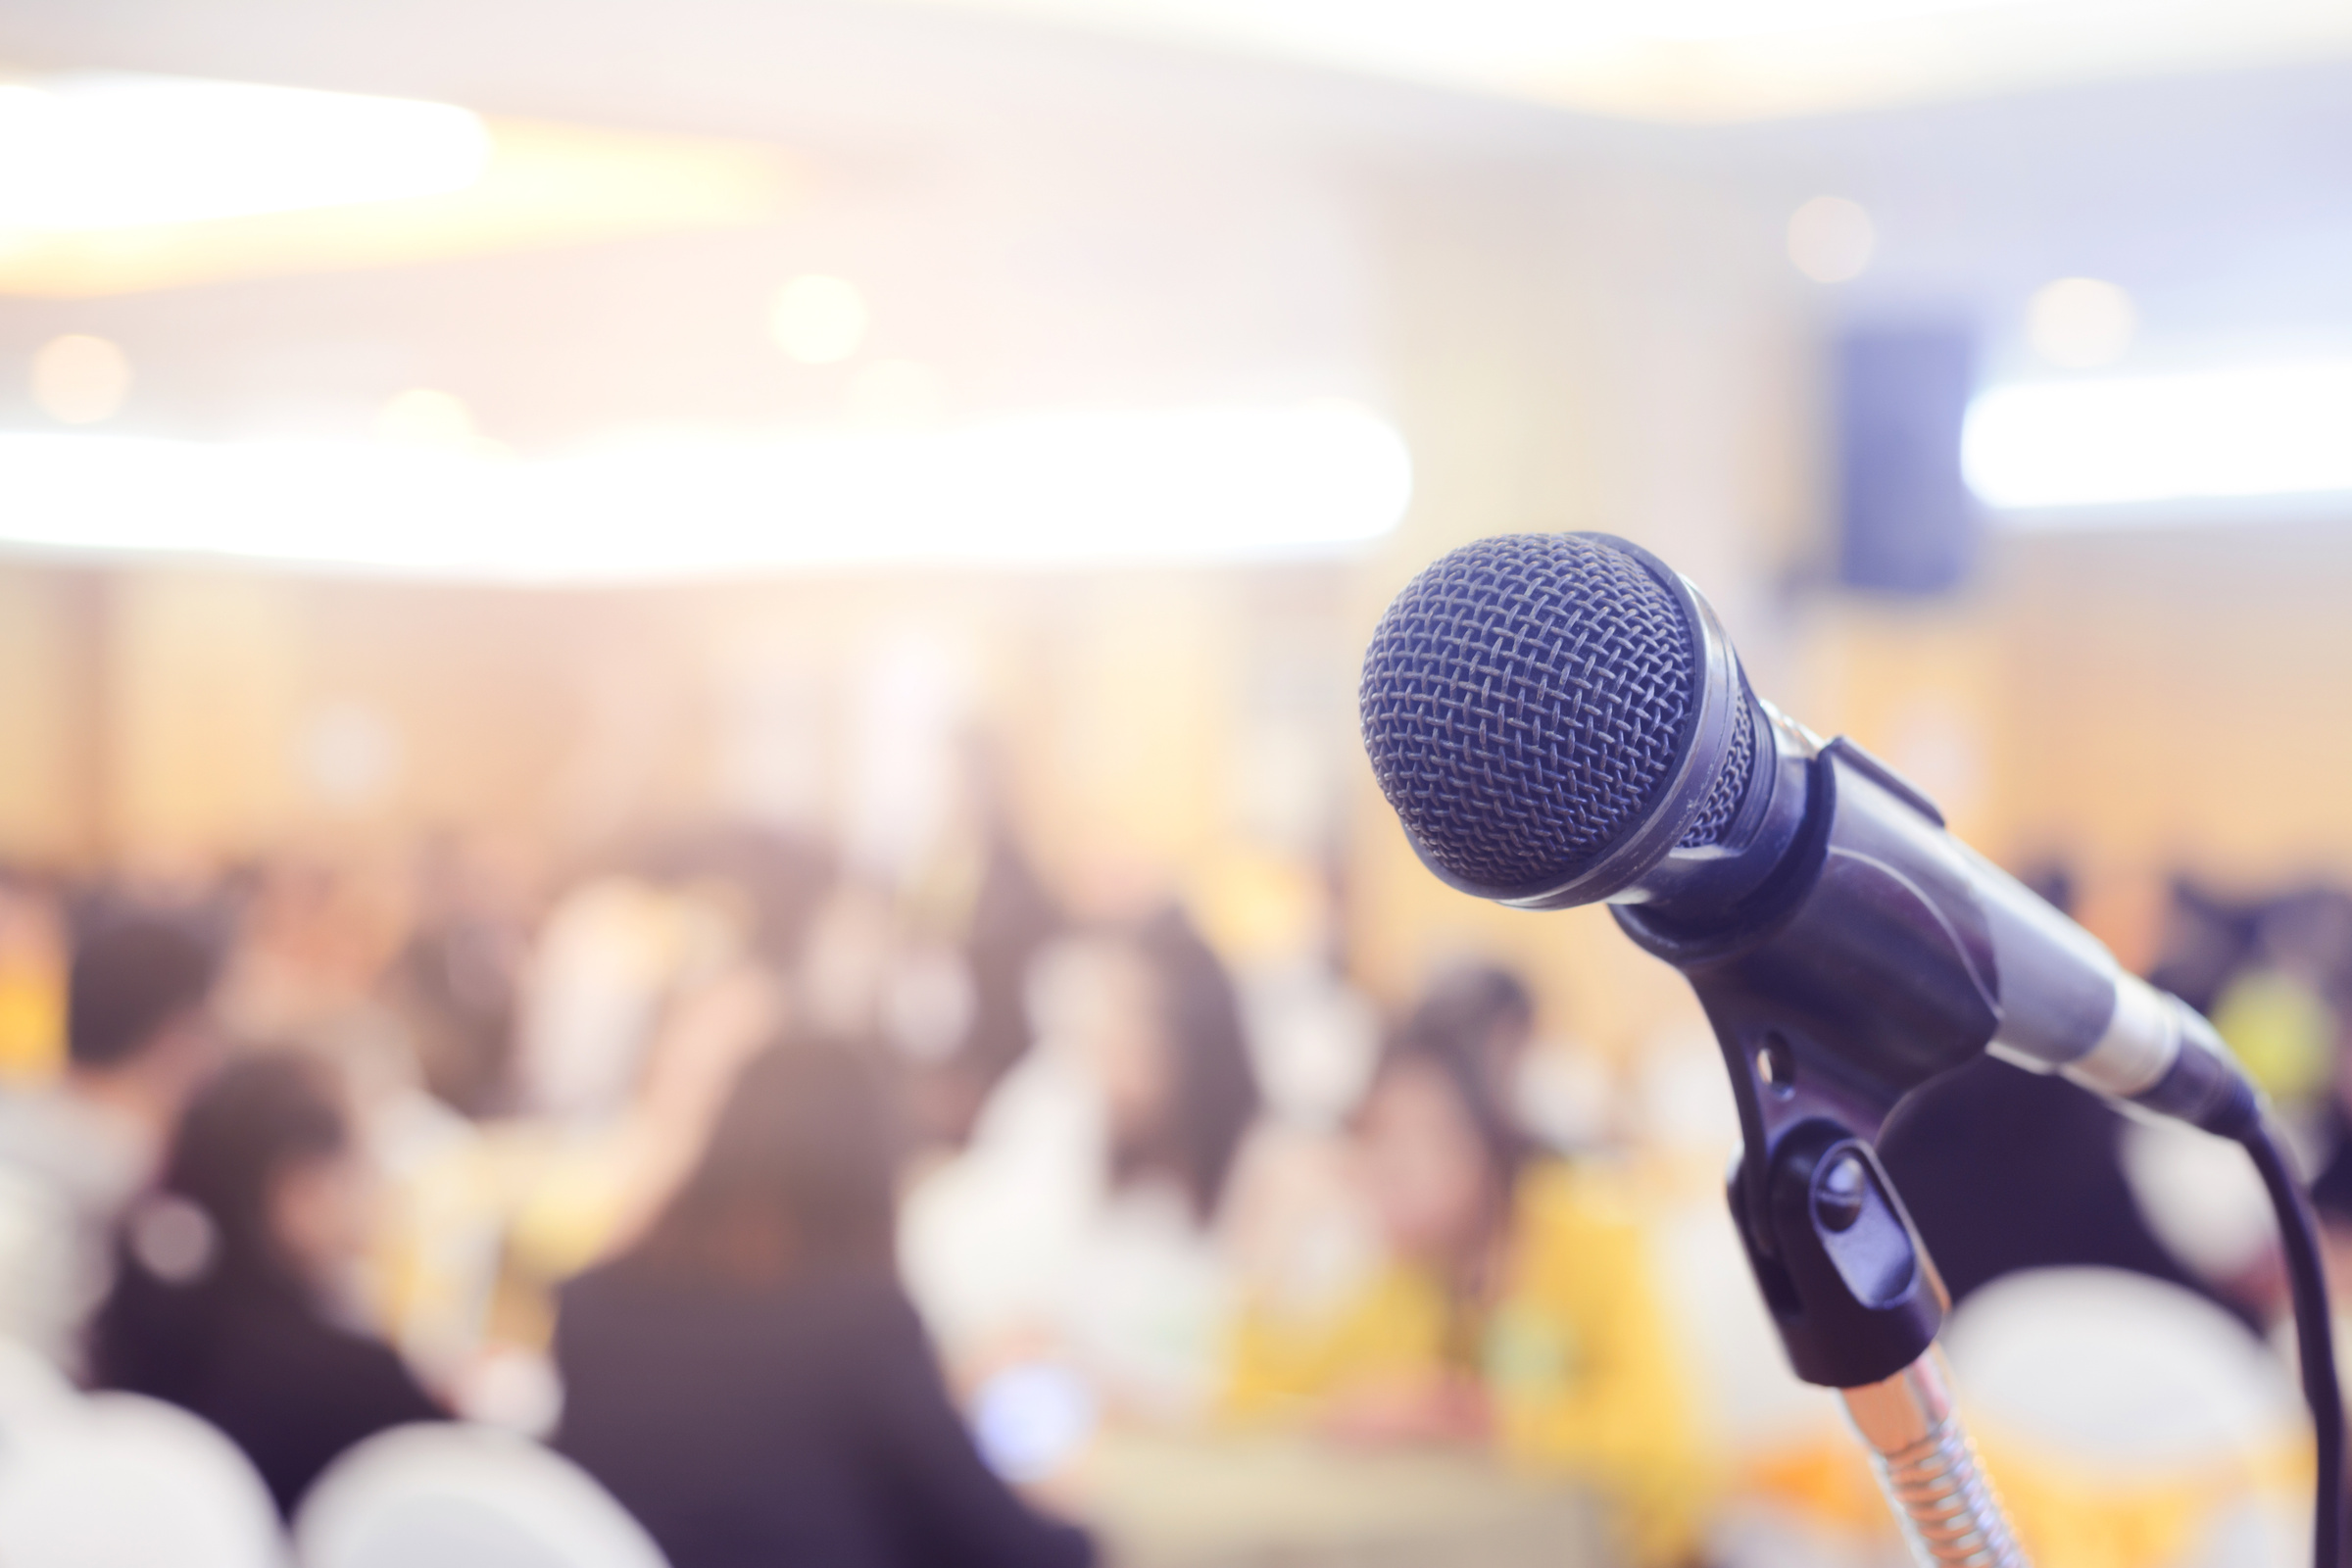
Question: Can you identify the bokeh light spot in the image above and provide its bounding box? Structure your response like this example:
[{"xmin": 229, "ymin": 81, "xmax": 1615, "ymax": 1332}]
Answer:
[
  {"xmin": 374, "ymin": 387, "xmax": 480, "ymax": 449},
  {"xmin": 29, "ymin": 334, "xmax": 132, "ymax": 424},
  {"xmin": 2027, "ymin": 277, "xmax": 2137, "ymax": 369},
  {"xmin": 847, "ymin": 359, "xmax": 947, "ymax": 426},
  {"xmin": 769, "ymin": 274, "xmax": 869, "ymax": 366},
  {"xmin": 1787, "ymin": 196, "xmax": 1875, "ymax": 283}
]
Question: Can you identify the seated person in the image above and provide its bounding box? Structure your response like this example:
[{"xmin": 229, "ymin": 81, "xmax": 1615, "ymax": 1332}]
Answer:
[
  {"xmin": 90, "ymin": 1052, "xmax": 444, "ymax": 1514},
  {"xmin": 555, "ymin": 1036, "xmax": 1095, "ymax": 1568},
  {"xmin": 0, "ymin": 911, "xmax": 223, "ymax": 1373},
  {"xmin": 1226, "ymin": 1012, "xmax": 1708, "ymax": 1567},
  {"xmin": 900, "ymin": 906, "xmax": 1264, "ymax": 1419}
]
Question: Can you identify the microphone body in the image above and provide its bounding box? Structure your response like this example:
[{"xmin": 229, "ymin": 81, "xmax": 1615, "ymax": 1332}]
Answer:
[{"xmin": 1359, "ymin": 531, "xmax": 2255, "ymax": 1142}]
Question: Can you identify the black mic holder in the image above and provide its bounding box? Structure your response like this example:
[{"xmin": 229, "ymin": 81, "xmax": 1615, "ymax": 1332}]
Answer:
[{"xmin": 1618, "ymin": 736, "xmax": 2030, "ymax": 1563}]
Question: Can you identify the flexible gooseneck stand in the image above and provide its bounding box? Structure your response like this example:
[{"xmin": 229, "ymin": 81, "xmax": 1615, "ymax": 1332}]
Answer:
[
  {"xmin": 1618, "ymin": 737, "xmax": 2032, "ymax": 1565},
  {"xmin": 1846, "ymin": 1349, "xmax": 2022, "ymax": 1565},
  {"xmin": 1730, "ymin": 1109, "xmax": 2025, "ymax": 1565}
]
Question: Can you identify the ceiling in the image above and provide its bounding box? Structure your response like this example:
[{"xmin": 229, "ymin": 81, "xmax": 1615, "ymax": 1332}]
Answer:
[
  {"xmin": 12, "ymin": 0, "xmax": 2352, "ymax": 134},
  {"xmin": 891, "ymin": 0, "xmax": 2352, "ymax": 122},
  {"xmin": 0, "ymin": 113, "xmax": 799, "ymax": 299},
  {"xmin": 5, "ymin": 0, "xmax": 2351, "ymax": 448}
]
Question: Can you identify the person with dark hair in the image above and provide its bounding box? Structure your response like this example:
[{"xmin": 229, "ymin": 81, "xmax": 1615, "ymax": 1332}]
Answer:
[
  {"xmin": 1880, "ymin": 1054, "xmax": 2256, "ymax": 1320},
  {"xmin": 916, "ymin": 812, "xmax": 1061, "ymax": 1148},
  {"xmin": 900, "ymin": 905, "xmax": 1269, "ymax": 1416},
  {"xmin": 1396, "ymin": 961, "xmax": 1537, "ymax": 1141},
  {"xmin": 90, "ymin": 1052, "xmax": 443, "ymax": 1513},
  {"xmin": 382, "ymin": 832, "xmax": 530, "ymax": 1120},
  {"xmin": 1880, "ymin": 866, "xmax": 2267, "ymax": 1324},
  {"xmin": 1115, "ymin": 907, "xmax": 1264, "ymax": 1222},
  {"xmin": 555, "ymin": 1039, "xmax": 1093, "ymax": 1568},
  {"xmin": 1225, "ymin": 975, "xmax": 1706, "ymax": 1567},
  {"xmin": 0, "ymin": 911, "xmax": 225, "ymax": 1371}
]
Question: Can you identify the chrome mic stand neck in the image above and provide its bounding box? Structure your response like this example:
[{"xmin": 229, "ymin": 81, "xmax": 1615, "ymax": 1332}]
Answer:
[{"xmin": 1844, "ymin": 1348, "xmax": 2027, "ymax": 1568}]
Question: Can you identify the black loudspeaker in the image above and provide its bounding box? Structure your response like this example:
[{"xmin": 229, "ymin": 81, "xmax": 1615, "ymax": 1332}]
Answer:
[{"xmin": 1836, "ymin": 327, "xmax": 1980, "ymax": 593}]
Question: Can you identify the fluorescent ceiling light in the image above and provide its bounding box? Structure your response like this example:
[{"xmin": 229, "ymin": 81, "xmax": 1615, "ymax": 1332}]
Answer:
[
  {"xmin": 1626, "ymin": 0, "xmax": 2044, "ymax": 42},
  {"xmin": 0, "ymin": 74, "xmax": 489, "ymax": 231},
  {"xmin": 1964, "ymin": 362, "xmax": 2352, "ymax": 514},
  {"xmin": 0, "ymin": 405, "xmax": 1411, "ymax": 580},
  {"xmin": 915, "ymin": 0, "xmax": 2351, "ymax": 121}
]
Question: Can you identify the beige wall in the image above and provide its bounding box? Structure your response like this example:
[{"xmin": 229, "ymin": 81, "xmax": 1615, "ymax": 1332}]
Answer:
[
  {"xmin": 1339, "ymin": 159, "xmax": 1819, "ymax": 1058},
  {"xmin": 26, "ymin": 163, "xmax": 2338, "ymax": 1070},
  {"xmin": 1807, "ymin": 517, "xmax": 2352, "ymax": 970},
  {"xmin": 0, "ymin": 518, "xmax": 2343, "ymax": 1062},
  {"xmin": 0, "ymin": 154, "xmax": 1826, "ymax": 1068}
]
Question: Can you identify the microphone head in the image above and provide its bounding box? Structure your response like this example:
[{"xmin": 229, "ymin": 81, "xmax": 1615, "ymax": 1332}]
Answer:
[{"xmin": 1358, "ymin": 532, "xmax": 1752, "ymax": 907}]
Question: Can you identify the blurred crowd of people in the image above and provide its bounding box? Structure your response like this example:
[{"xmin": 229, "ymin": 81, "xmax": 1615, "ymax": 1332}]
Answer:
[{"xmin": 0, "ymin": 818, "xmax": 2344, "ymax": 1567}]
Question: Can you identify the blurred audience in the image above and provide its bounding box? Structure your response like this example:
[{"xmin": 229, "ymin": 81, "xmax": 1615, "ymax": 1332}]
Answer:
[
  {"xmin": 401, "ymin": 827, "xmax": 834, "ymax": 1387},
  {"xmin": 1880, "ymin": 1055, "xmax": 2245, "ymax": 1318},
  {"xmin": 2214, "ymin": 887, "xmax": 2352, "ymax": 1116},
  {"xmin": 0, "ymin": 873, "xmax": 67, "ymax": 1086},
  {"xmin": 898, "ymin": 738, "xmax": 1064, "ymax": 1150},
  {"xmin": 1879, "ymin": 868, "xmax": 2253, "ymax": 1322},
  {"xmin": 91, "ymin": 1052, "xmax": 444, "ymax": 1515},
  {"xmin": 8, "ymin": 816, "xmax": 2345, "ymax": 1568},
  {"xmin": 1226, "ymin": 971, "xmax": 1707, "ymax": 1567},
  {"xmin": 556, "ymin": 1036, "xmax": 1093, "ymax": 1568},
  {"xmin": 900, "ymin": 905, "xmax": 1264, "ymax": 1418},
  {"xmin": 0, "ymin": 911, "xmax": 223, "ymax": 1373},
  {"xmin": 2147, "ymin": 875, "xmax": 2264, "ymax": 1020},
  {"xmin": 382, "ymin": 832, "xmax": 534, "ymax": 1121},
  {"xmin": 217, "ymin": 857, "xmax": 409, "ymax": 1053}
]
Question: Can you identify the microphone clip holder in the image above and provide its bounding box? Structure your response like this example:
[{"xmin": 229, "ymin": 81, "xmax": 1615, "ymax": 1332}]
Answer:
[
  {"xmin": 1617, "ymin": 738, "xmax": 2030, "ymax": 1563},
  {"xmin": 1712, "ymin": 1071, "xmax": 2027, "ymax": 1567}
]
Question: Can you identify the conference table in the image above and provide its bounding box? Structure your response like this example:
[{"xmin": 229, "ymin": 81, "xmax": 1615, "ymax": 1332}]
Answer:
[{"xmin": 1079, "ymin": 1430, "xmax": 1607, "ymax": 1568}]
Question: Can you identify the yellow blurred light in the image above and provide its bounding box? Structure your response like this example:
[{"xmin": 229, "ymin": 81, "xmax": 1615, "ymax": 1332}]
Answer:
[
  {"xmin": 0, "ymin": 116, "xmax": 798, "ymax": 300},
  {"xmin": 769, "ymin": 275, "xmax": 869, "ymax": 366},
  {"xmin": 0, "ymin": 404, "xmax": 1412, "ymax": 579},
  {"xmin": 0, "ymin": 74, "xmax": 490, "ymax": 231},
  {"xmin": 1786, "ymin": 196, "xmax": 1874, "ymax": 283},
  {"xmin": 374, "ymin": 388, "xmax": 480, "ymax": 449},
  {"xmin": 29, "ymin": 334, "xmax": 131, "ymax": 424},
  {"xmin": 2026, "ymin": 277, "xmax": 2137, "ymax": 369},
  {"xmin": 847, "ymin": 360, "xmax": 948, "ymax": 426}
]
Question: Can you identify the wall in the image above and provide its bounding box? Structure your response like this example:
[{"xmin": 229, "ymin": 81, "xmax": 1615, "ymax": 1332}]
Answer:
[{"xmin": 1808, "ymin": 514, "xmax": 2352, "ymax": 969}]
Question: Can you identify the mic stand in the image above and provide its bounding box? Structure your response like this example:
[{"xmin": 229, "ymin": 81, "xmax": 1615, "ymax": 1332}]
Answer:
[
  {"xmin": 1732, "ymin": 1106, "xmax": 2025, "ymax": 1567},
  {"xmin": 1615, "ymin": 740, "xmax": 2032, "ymax": 1564},
  {"xmin": 1844, "ymin": 1348, "xmax": 2021, "ymax": 1567}
]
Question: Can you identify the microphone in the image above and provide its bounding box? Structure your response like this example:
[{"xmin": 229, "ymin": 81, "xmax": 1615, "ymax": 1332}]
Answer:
[
  {"xmin": 1358, "ymin": 530, "xmax": 2255, "ymax": 1138},
  {"xmin": 1362, "ymin": 532, "xmax": 2345, "ymax": 1568}
]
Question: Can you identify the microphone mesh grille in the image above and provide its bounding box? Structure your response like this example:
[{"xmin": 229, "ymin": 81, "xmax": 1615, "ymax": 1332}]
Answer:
[
  {"xmin": 1678, "ymin": 681, "xmax": 1753, "ymax": 850},
  {"xmin": 1359, "ymin": 533, "xmax": 1696, "ymax": 893}
]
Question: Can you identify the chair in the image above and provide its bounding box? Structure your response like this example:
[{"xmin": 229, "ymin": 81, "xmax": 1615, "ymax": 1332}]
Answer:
[
  {"xmin": 0, "ymin": 1333, "xmax": 76, "ymax": 1440},
  {"xmin": 294, "ymin": 1422, "xmax": 669, "ymax": 1568},
  {"xmin": 1943, "ymin": 1266, "xmax": 2306, "ymax": 1568},
  {"xmin": 0, "ymin": 1390, "xmax": 287, "ymax": 1568}
]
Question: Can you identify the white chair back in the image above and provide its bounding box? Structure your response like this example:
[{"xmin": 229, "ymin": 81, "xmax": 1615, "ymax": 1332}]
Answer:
[
  {"xmin": 0, "ymin": 1334, "xmax": 76, "ymax": 1441},
  {"xmin": 1944, "ymin": 1266, "xmax": 2304, "ymax": 1568},
  {"xmin": 0, "ymin": 1390, "xmax": 286, "ymax": 1568},
  {"xmin": 294, "ymin": 1423, "xmax": 668, "ymax": 1568}
]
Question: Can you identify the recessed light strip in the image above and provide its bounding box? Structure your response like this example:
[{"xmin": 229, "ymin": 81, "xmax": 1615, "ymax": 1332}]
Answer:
[
  {"xmin": 0, "ymin": 405, "xmax": 1412, "ymax": 579},
  {"xmin": 1966, "ymin": 361, "xmax": 2352, "ymax": 518},
  {"xmin": 0, "ymin": 74, "xmax": 491, "ymax": 232}
]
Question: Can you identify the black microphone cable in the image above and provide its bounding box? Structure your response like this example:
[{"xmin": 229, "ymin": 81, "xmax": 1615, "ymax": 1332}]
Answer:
[{"xmin": 2237, "ymin": 1113, "xmax": 2345, "ymax": 1568}]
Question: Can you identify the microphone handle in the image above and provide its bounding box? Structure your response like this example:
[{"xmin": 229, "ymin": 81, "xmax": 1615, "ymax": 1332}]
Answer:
[{"xmin": 1623, "ymin": 724, "xmax": 2256, "ymax": 1138}]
